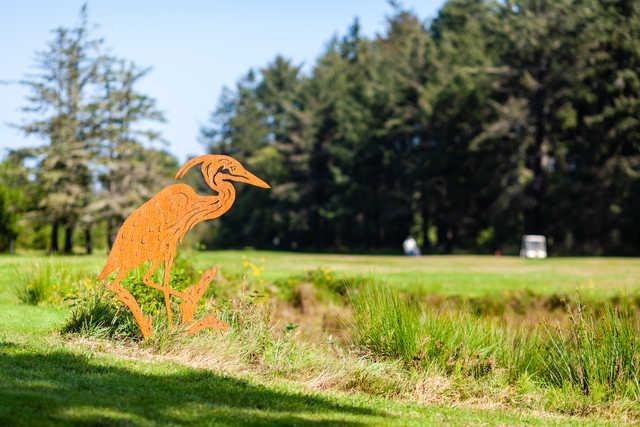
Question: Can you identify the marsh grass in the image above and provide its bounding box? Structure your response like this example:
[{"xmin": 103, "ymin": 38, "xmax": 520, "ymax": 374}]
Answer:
[
  {"xmin": 539, "ymin": 306, "xmax": 640, "ymax": 400},
  {"xmin": 350, "ymin": 284, "xmax": 420, "ymax": 361},
  {"xmin": 350, "ymin": 283, "xmax": 640, "ymax": 413}
]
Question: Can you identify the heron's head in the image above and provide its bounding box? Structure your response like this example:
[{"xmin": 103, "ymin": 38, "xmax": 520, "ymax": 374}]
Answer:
[{"xmin": 174, "ymin": 154, "xmax": 270, "ymax": 191}]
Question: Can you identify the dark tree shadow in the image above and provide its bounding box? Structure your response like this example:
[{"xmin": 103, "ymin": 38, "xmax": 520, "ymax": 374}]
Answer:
[{"xmin": 0, "ymin": 341, "xmax": 383, "ymax": 426}]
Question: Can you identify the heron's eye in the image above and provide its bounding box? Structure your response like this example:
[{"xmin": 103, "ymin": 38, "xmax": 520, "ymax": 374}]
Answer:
[{"xmin": 220, "ymin": 167, "xmax": 231, "ymax": 174}]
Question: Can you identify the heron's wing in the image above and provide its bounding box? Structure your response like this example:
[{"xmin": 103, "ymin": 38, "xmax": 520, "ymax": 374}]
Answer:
[{"xmin": 106, "ymin": 184, "xmax": 197, "ymax": 269}]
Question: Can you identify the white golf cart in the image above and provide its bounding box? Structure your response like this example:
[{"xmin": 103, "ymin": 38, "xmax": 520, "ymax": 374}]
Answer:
[{"xmin": 520, "ymin": 235, "xmax": 547, "ymax": 259}]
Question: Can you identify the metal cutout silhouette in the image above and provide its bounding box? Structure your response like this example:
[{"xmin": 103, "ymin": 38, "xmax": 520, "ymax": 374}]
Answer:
[{"xmin": 98, "ymin": 154, "xmax": 270, "ymax": 338}]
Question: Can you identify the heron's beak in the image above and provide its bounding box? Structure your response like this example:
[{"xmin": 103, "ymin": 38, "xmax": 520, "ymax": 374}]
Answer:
[{"xmin": 231, "ymin": 169, "xmax": 270, "ymax": 189}]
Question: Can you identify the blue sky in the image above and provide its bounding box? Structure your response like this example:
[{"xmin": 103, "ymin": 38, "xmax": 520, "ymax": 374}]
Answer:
[{"xmin": 1, "ymin": 0, "xmax": 445, "ymax": 161}]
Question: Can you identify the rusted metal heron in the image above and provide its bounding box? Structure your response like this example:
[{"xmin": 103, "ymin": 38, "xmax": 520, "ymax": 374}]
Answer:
[{"xmin": 98, "ymin": 154, "xmax": 270, "ymax": 338}]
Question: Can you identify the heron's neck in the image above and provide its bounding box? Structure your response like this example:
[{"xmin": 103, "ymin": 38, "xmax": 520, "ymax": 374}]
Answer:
[
  {"xmin": 215, "ymin": 180, "xmax": 236, "ymax": 209},
  {"xmin": 202, "ymin": 180, "xmax": 235, "ymax": 222},
  {"xmin": 180, "ymin": 181, "xmax": 236, "ymax": 236}
]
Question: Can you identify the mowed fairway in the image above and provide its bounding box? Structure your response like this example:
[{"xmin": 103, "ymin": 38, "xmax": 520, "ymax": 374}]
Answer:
[
  {"xmin": 1, "ymin": 252, "xmax": 638, "ymax": 426},
  {"xmin": 192, "ymin": 251, "xmax": 640, "ymax": 297},
  {"xmin": 3, "ymin": 251, "xmax": 640, "ymax": 298}
]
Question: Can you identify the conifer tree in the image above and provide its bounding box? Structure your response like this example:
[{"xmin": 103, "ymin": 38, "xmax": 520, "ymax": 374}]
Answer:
[
  {"xmin": 17, "ymin": 5, "xmax": 100, "ymax": 253},
  {"xmin": 90, "ymin": 56, "xmax": 169, "ymax": 250}
]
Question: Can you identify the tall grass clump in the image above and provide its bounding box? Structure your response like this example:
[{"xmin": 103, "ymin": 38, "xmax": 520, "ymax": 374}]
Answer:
[
  {"xmin": 350, "ymin": 285, "xmax": 543, "ymax": 380},
  {"xmin": 350, "ymin": 284, "xmax": 420, "ymax": 362},
  {"xmin": 539, "ymin": 306, "xmax": 640, "ymax": 399},
  {"xmin": 61, "ymin": 291, "xmax": 140, "ymax": 340},
  {"xmin": 14, "ymin": 261, "xmax": 83, "ymax": 305},
  {"xmin": 419, "ymin": 311, "xmax": 507, "ymax": 377}
]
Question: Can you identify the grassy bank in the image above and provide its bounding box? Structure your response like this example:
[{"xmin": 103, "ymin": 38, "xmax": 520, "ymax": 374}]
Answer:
[{"xmin": 1, "ymin": 252, "xmax": 639, "ymax": 425}]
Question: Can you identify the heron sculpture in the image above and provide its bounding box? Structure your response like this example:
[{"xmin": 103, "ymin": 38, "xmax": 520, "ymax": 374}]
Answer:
[{"xmin": 98, "ymin": 154, "xmax": 270, "ymax": 338}]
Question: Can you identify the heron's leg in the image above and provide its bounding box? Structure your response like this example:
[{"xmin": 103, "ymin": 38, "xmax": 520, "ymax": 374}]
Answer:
[
  {"xmin": 106, "ymin": 272, "xmax": 152, "ymax": 339},
  {"xmin": 179, "ymin": 267, "xmax": 217, "ymax": 324},
  {"xmin": 163, "ymin": 258, "xmax": 174, "ymax": 327},
  {"xmin": 143, "ymin": 259, "xmax": 185, "ymax": 298},
  {"xmin": 181, "ymin": 268, "xmax": 229, "ymax": 335},
  {"xmin": 186, "ymin": 314, "xmax": 229, "ymax": 336}
]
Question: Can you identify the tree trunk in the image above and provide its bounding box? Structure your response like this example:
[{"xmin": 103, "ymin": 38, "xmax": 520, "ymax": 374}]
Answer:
[
  {"xmin": 63, "ymin": 224, "xmax": 74, "ymax": 254},
  {"xmin": 420, "ymin": 186, "xmax": 431, "ymax": 253},
  {"xmin": 50, "ymin": 221, "xmax": 59, "ymax": 254},
  {"xmin": 84, "ymin": 226, "xmax": 92, "ymax": 254},
  {"xmin": 437, "ymin": 220, "xmax": 454, "ymax": 254},
  {"xmin": 107, "ymin": 218, "xmax": 115, "ymax": 251},
  {"xmin": 524, "ymin": 68, "xmax": 548, "ymax": 235}
]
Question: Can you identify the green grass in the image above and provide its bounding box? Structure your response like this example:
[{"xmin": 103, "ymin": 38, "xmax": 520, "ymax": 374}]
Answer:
[
  {"xmin": 60, "ymin": 290, "xmax": 140, "ymax": 340},
  {"xmin": 350, "ymin": 283, "xmax": 640, "ymax": 401},
  {"xmin": 539, "ymin": 307, "xmax": 640, "ymax": 398},
  {"xmin": 12, "ymin": 260, "xmax": 89, "ymax": 305},
  {"xmin": 0, "ymin": 251, "xmax": 638, "ymax": 425},
  {"xmin": 190, "ymin": 251, "xmax": 640, "ymax": 297},
  {"xmin": 350, "ymin": 284, "xmax": 420, "ymax": 361},
  {"xmin": 4, "ymin": 250, "xmax": 640, "ymax": 297},
  {"xmin": 0, "ymin": 338, "xmax": 593, "ymax": 426}
]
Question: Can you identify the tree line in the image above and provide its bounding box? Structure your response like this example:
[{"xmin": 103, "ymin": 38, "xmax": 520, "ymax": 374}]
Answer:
[
  {"xmin": 1, "ymin": 1, "xmax": 638, "ymax": 255},
  {"xmin": 201, "ymin": 0, "xmax": 640, "ymax": 255}
]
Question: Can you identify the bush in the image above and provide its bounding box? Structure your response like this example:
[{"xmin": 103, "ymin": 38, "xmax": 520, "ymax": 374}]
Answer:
[{"xmin": 60, "ymin": 254, "xmax": 212, "ymax": 342}]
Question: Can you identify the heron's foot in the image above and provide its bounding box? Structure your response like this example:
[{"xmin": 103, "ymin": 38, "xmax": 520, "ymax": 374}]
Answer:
[
  {"xmin": 179, "ymin": 267, "xmax": 218, "ymax": 324},
  {"xmin": 106, "ymin": 282, "xmax": 153, "ymax": 339},
  {"xmin": 138, "ymin": 314, "xmax": 153, "ymax": 339},
  {"xmin": 186, "ymin": 314, "xmax": 228, "ymax": 336}
]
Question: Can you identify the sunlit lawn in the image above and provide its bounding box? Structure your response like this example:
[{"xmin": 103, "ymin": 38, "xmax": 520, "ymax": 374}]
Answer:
[
  {"xmin": 4, "ymin": 250, "xmax": 640, "ymax": 298},
  {"xmin": 194, "ymin": 251, "xmax": 640, "ymax": 297}
]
